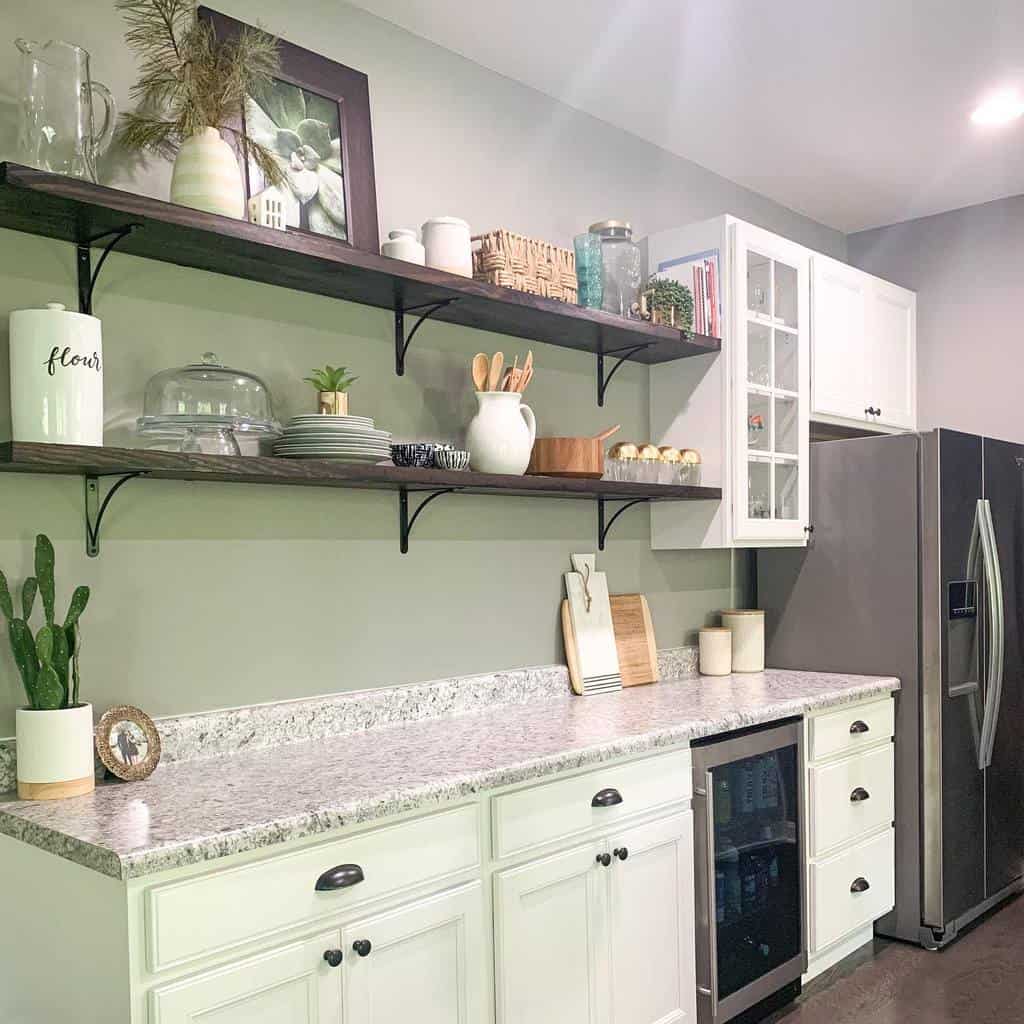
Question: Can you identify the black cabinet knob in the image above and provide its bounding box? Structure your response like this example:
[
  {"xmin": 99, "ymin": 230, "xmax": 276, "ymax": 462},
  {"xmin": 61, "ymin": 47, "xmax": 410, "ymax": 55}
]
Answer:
[
  {"xmin": 352, "ymin": 939, "xmax": 372, "ymax": 958},
  {"xmin": 613, "ymin": 847, "xmax": 629, "ymax": 861},
  {"xmin": 850, "ymin": 787, "xmax": 870, "ymax": 802},
  {"xmin": 850, "ymin": 876, "xmax": 871, "ymax": 893},
  {"xmin": 323, "ymin": 949, "xmax": 344, "ymax": 968},
  {"xmin": 592, "ymin": 787, "xmax": 623, "ymax": 808},
  {"xmin": 316, "ymin": 863, "xmax": 365, "ymax": 891},
  {"xmin": 849, "ymin": 720, "xmax": 870, "ymax": 735},
  {"xmin": 596, "ymin": 852, "xmax": 612, "ymax": 867},
  {"xmin": 864, "ymin": 406, "xmax": 879, "ymax": 416}
]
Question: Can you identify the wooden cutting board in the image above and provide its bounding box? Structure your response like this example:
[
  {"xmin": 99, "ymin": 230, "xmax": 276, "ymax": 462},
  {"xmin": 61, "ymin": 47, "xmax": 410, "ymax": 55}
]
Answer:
[
  {"xmin": 609, "ymin": 594, "xmax": 659, "ymax": 686},
  {"xmin": 563, "ymin": 592, "xmax": 658, "ymax": 692}
]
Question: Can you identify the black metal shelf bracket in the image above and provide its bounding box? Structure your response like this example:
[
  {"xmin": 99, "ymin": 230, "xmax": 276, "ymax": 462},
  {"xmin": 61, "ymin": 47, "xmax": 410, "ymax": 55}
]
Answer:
[
  {"xmin": 597, "ymin": 496, "xmax": 651, "ymax": 550},
  {"xmin": 84, "ymin": 472, "xmax": 146, "ymax": 557},
  {"xmin": 395, "ymin": 298, "xmax": 459, "ymax": 376},
  {"xmin": 77, "ymin": 224, "xmax": 142, "ymax": 315},
  {"xmin": 398, "ymin": 486, "xmax": 462, "ymax": 553},
  {"xmin": 597, "ymin": 343, "xmax": 654, "ymax": 407}
]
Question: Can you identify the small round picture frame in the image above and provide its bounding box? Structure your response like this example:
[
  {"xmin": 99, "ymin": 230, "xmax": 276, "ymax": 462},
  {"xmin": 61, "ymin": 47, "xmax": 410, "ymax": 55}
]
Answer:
[{"xmin": 95, "ymin": 705, "xmax": 162, "ymax": 782}]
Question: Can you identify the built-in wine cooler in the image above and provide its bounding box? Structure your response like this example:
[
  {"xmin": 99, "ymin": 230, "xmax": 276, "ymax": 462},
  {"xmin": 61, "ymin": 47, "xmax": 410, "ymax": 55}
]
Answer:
[{"xmin": 692, "ymin": 719, "xmax": 806, "ymax": 1024}]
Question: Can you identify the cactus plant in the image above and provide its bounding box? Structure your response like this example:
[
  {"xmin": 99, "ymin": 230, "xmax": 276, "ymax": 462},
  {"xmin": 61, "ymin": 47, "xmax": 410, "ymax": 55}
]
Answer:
[{"xmin": 0, "ymin": 535, "xmax": 90, "ymax": 711}]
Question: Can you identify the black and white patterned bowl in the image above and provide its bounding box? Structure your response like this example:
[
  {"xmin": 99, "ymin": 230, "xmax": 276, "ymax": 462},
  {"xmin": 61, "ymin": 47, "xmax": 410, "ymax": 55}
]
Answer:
[
  {"xmin": 433, "ymin": 448, "xmax": 470, "ymax": 471},
  {"xmin": 390, "ymin": 442, "xmax": 436, "ymax": 467}
]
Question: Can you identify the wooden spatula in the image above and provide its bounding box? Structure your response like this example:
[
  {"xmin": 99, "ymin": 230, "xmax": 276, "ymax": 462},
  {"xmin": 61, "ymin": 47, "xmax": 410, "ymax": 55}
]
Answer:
[{"xmin": 487, "ymin": 352, "xmax": 504, "ymax": 392}]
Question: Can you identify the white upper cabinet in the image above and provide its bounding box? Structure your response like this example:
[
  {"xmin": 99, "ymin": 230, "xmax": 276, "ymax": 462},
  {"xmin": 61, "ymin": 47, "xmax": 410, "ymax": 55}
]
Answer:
[{"xmin": 811, "ymin": 256, "xmax": 916, "ymax": 431}]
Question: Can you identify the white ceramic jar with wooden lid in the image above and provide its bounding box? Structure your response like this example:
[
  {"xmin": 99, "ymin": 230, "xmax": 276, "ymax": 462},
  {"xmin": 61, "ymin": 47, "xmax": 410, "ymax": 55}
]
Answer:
[
  {"xmin": 720, "ymin": 609, "xmax": 765, "ymax": 672},
  {"xmin": 699, "ymin": 628, "xmax": 732, "ymax": 676}
]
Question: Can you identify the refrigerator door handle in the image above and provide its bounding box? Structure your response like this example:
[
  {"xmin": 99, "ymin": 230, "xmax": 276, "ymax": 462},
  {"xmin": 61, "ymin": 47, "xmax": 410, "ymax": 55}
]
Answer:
[
  {"xmin": 964, "ymin": 501, "xmax": 986, "ymax": 760},
  {"xmin": 977, "ymin": 499, "xmax": 1005, "ymax": 770}
]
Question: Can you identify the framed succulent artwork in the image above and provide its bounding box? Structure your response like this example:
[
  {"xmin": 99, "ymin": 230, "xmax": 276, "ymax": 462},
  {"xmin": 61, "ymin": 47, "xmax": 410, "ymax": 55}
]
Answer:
[{"xmin": 198, "ymin": 8, "xmax": 379, "ymax": 253}]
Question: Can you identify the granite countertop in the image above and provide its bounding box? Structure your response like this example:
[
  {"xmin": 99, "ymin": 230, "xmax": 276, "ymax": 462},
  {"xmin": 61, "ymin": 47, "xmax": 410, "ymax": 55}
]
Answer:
[{"xmin": 0, "ymin": 669, "xmax": 898, "ymax": 881}]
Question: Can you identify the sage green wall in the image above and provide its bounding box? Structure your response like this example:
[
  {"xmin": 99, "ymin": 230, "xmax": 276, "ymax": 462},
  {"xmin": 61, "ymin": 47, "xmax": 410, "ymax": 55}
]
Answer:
[{"xmin": 0, "ymin": 0, "xmax": 844, "ymax": 735}]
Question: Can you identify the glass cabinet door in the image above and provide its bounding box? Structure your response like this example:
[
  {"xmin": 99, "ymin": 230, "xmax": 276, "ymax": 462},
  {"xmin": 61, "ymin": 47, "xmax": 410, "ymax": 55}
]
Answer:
[{"xmin": 733, "ymin": 224, "xmax": 810, "ymax": 543}]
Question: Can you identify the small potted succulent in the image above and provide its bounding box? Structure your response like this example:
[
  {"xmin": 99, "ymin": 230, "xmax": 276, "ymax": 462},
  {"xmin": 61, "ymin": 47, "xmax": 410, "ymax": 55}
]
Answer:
[
  {"xmin": 1, "ymin": 535, "xmax": 93, "ymax": 800},
  {"xmin": 305, "ymin": 364, "xmax": 359, "ymax": 416},
  {"xmin": 641, "ymin": 276, "xmax": 695, "ymax": 330}
]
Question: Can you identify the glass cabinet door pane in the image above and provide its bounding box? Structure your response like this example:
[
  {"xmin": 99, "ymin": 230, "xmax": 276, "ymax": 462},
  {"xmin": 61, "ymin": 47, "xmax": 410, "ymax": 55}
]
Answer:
[
  {"xmin": 747, "ymin": 393, "xmax": 771, "ymax": 451},
  {"xmin": 774, "ymin": 330, "xmax": 798, "ymax": 393},
  {"xmin": 775, "ymin": 462, "xmax": 799, "ymax": 520},
  {"xmin": 774, "ymin": 261, "xmax": 798, "ymax": 329},
  {"xmin": 774, "ymin": 397, "xmax": 798, "ymax": 455},
  {"xmin": 748, "ymin": 460, "xmax": 771, "ymax": 519},
  {"xmin": 711, "ymin": 745, "xmax": 801, "ymax": 1000},
  {"xmin": 747, "ymin": 323, "xmax": 771, "ymax": 387},
  {"xmin": 747, "ymin": 252, "xmax": 771, "ymax": 317}
]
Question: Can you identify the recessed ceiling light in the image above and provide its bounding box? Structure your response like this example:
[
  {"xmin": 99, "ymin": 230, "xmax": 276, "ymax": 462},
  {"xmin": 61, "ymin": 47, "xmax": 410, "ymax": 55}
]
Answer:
[{"xmin": 971, "ymin": 89, "xmax": 1024, "ymax": 125}]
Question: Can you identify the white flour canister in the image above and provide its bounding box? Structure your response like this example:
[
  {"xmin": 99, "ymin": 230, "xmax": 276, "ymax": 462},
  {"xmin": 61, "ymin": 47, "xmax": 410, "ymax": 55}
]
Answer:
[
  {"xmin": 720, "ymin": 609, "xmax": 765, "ymax": 673},
  {"xmin": 699, "ymin": 627, "xmax": 732, "ymax": 676},
  {"xmin": 10, "ymin": 302, "xmax": 103, "ymax": 445},
  {"xmin": 422, "ymin": 217, "xmax": 472, "ymax": 277}
]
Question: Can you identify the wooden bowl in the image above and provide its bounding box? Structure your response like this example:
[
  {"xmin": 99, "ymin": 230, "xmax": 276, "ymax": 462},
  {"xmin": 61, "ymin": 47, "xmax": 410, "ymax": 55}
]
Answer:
[{"xmin": 527, "ymin": 436, "xmax": 604, "ymax": 478}]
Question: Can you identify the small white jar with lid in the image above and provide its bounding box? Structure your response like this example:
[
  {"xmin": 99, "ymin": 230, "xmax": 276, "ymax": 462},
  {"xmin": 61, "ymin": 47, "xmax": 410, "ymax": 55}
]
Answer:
[
  {"xmin": 720, "ymin": 609, "xmax": 765, "ymax": 673},
  {"xmin": 699, "ymin": 628, "xmax": 732, "ymax": 676},
  {"xmin": 381, "ymin": 228, "xmax": 425, "ymax": 265},
  {"xmin": 422, "ymin": 217, "xmax": 472, "ymax": 277}
]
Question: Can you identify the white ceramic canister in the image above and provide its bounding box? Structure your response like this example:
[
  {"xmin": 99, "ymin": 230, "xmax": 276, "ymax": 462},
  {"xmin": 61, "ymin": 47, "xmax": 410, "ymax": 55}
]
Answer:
[
  {"xmin": 699, "ymin": 627, "xmax": 732, "ymax": 676},
  {"xmin": 422, "ymin": 216, "xmax": 472, "ymax": 277},
  {"xmin": 381, "ymin": 228, "xmax": 426, "ymax": 265},
  {"xmin": 466, "ymin": 391, "xmax": 536, "ymax": 475},
  {"xmin": 15, "ymin": 703, "xmax": 96, "ymax": 800},
  {"xmin": 170, "ymin": 127, "xmax": 245, "ymax": 219},
  {"xmin": 720, "ymin": 609, "xmax": 765, "ymax": 672},
  {"xmin": 10, "ymin": 302, "xmax": 103, "ymax": 445}
]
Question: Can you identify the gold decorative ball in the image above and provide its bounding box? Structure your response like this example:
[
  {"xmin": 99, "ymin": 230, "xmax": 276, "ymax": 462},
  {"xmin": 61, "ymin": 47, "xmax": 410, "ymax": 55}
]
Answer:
[
  {"xmin": 608, "ymin": 442, "xmax": 640, "ymax": 461},
  {"xmin": 680, "ymin": 448, "xmax": 702, "ymax": 465}
]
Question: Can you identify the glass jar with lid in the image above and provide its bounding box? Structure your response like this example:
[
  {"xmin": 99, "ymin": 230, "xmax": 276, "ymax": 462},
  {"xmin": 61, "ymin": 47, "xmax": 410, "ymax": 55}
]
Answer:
[
  {"xmin": 137, "ymin": 352, "xmax": 281, "ymax": 455},
  {"xmin": 589, "ymin": 220, "xmax": 641, "ymax": 318}
]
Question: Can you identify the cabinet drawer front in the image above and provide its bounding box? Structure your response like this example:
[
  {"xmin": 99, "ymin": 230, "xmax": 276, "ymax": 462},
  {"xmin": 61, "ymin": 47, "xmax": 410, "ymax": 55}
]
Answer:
[
  {"xmin": 810, "ymin": 745, "xmax": 894, "ymax": 856},
  {"xmin": 809, "ymin": 698, "xmax": 894, "ymax": 761},
  {"xmin": 150, "ymin": 929, "xmax": 342, "ymax": 1023},
  {"xmin": 810, "ymin": 828, "xmax": 894, "ymax": 953},
  {"xmin": 492, "ymin": 750, "xmax": 691, "ymax": 859},
  {"xmin": 147, "ymin": 804, "xmax": 479, "ymax": 972}
]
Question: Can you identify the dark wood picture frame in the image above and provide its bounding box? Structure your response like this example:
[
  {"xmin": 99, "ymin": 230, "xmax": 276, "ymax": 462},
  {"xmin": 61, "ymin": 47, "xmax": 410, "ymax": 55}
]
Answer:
[
  {"xmin": 95, "ymin": 704, "xmax": 163, "ymax": 782},
  {"xmin": 198, "ymin": 7, "xmax": 380, "ymax": 254}
]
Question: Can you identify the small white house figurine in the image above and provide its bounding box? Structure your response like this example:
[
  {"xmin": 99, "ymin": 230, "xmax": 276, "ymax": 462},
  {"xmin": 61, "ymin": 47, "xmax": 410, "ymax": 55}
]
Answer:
[{"xmin": 247, "ymin": 186, "xmax": 297, "ymax": 231}]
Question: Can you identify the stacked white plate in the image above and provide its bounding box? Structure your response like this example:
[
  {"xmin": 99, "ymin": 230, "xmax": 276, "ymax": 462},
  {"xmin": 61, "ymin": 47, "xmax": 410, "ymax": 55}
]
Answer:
[{"xmin": 273, "ymin": 415, "xmax": 391, "ymax": 463}]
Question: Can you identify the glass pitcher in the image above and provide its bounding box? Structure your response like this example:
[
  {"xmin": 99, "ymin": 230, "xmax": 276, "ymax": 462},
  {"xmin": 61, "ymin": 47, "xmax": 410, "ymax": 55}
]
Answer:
[{"xmin": 15, "ymin": 38, "xmax": 116, "ymax": 182}]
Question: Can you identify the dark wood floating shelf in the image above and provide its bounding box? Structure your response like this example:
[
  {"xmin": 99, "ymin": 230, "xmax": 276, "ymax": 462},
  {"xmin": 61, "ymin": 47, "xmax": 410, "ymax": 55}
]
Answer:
[
  {"xmin": 0, "ymin": 163, "xmax": 721, "ymax": 376},
  {"xmin": 0, "ymin": 442, "xmax": 721, "ymax": 554}
]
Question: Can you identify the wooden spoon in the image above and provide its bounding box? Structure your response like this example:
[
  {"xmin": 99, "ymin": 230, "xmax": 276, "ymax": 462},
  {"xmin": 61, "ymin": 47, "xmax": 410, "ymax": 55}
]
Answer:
[
  {"xmin": 593, "ymin": 424, "xmax": 621, "ymax": 442},
  {"xmin": 504, "ymin": 355, "xmax": 519, "ymax": 392},
  {"xmin": 471, "ymin": 353, "xmax": 489, "ymax": 392},
  {"xmin": 487, "ymin": 351, "xmax": 504, "ymax": 392}
]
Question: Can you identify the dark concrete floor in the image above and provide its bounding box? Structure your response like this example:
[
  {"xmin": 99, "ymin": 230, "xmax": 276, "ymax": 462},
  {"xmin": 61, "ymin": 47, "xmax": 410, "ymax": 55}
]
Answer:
[{"xmin": 762, "ymin": 895, "xmax": 1024, "ymax": 1023}]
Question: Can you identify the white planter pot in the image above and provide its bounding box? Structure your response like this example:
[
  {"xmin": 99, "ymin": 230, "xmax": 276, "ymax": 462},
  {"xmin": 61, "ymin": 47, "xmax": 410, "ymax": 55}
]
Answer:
[
  {"xmin": 9, "ymin": 302, "xmax": 103, "ymax": 445},
  {"xmin": 15, "ymin": 703, "xmax": 95, "ymax": 801},
  {"xmin": 466, "ymin": 391, "xmax": 536, "ymax": 475},
  {"xmin": 170, "ymin": 127, "xmax": 245, "ymax": 219}
]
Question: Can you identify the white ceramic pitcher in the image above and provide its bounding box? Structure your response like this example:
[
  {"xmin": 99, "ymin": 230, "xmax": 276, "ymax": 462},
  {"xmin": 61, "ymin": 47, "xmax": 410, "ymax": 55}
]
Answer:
[{"xmin": 466, "ymin": 391, "xmax": 536, "ymax": 475}]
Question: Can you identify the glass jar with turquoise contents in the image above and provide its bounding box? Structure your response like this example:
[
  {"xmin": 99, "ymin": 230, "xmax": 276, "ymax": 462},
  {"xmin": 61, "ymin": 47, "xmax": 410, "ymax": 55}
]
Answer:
[{"xmin": 573, "ymin": 231, "xmax": 604, "ymax": 309}]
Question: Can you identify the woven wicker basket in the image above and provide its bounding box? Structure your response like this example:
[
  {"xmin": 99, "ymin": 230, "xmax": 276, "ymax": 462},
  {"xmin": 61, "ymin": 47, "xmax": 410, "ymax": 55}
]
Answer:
[{"xmin": 472, "ymin": 229, "xmax": 577, "ymax": 304}]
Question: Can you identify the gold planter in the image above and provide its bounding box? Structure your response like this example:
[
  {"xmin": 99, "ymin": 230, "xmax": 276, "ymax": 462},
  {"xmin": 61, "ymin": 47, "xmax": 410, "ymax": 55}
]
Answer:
[{"xmin": 318, "ymin": 391, "xmax": 349, "ymax": 416}]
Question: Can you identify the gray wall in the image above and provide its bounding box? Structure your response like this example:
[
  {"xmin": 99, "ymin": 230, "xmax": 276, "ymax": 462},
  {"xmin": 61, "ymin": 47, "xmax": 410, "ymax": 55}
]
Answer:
[
  {"xmin": 848, "ymin": 195, "xmax": 1024, "ymax": 441},
  {"xmin": 0, "ymin": 0, "xmax": 845, "ymax": 735}
]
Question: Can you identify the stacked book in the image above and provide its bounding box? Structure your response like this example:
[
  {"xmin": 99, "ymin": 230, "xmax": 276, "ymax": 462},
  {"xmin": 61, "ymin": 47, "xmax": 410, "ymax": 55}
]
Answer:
[{"xmin": 691, "ymin": 255, "xmax": 720, "ymax": 337}]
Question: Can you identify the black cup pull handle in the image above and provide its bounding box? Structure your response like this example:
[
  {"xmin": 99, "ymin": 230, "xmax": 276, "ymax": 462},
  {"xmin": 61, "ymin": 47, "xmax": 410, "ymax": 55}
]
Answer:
[
  {"xmin": 323, "ymin": 949, "xmax": 344, "ymax": 968},
  {"xmin": 592, "ymin": 787, "xmax": 623, "ymax": 808},
  {"xmin": 850, "ymin": 787, "xmax": 871, "ymax": 802},
  {"xmin": 315, "ymin": 863, "xmax": 365, "ymax": 892},
  {"xmin": 850, "ymin": 876, "xmax": 871, "ymax": 894},
  {"xmin": 849, "ymin": 720, "xmax": 870, "ymax": 735}
]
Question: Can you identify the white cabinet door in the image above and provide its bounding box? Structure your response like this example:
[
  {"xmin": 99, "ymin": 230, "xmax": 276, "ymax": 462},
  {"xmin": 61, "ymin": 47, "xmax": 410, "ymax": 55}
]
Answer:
[
  {"xmin": 732, "ymin": 222, "xmax": 811, "ymax": 544},
  {"xmin": 811, "ymin": 256, "xmax": 868, "ymax": 422},
  {"xmin": 495, "ymin": 840, "xmax": 606, "ymax": 1024},
  {"xmin": 865, "ymin": 280, "xmax": 916, "ymax": 430},
  {"xmin": 608, "ymin": 813, "xmax": 695, "ymax": 1024},
  {"xmin": 150, "ymin": 930, "xmax": 342, "ymax": 1024},
  {"xmin": 342, "ymin": 882, "xmax": 487, "ymax": 1024}
]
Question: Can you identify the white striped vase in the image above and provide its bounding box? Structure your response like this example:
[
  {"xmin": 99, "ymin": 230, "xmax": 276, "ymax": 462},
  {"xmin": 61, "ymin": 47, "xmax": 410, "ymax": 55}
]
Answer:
[{"xmin": 170, "ymin": 127, "xmax": 245, "ymax": 219}]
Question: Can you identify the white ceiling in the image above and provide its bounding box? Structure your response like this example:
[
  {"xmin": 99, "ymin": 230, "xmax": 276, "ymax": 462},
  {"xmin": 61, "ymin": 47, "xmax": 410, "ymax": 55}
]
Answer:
[{"xmin": 349, "ymin": 0, "xmax": 1024, "ymax": 233}]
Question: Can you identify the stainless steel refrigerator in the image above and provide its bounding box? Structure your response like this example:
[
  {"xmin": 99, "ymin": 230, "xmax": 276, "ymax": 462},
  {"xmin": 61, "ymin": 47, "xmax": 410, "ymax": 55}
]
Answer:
[{"xmin": 758, "ymin": 429, "xmax": 1024, "ymax": 948}]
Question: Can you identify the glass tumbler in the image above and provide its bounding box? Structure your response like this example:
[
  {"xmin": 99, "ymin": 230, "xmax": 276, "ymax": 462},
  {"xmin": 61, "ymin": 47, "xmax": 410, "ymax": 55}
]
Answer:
[{"xmin": 574, "ymin": 232, "xmax": 604, "ymax": 309}]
